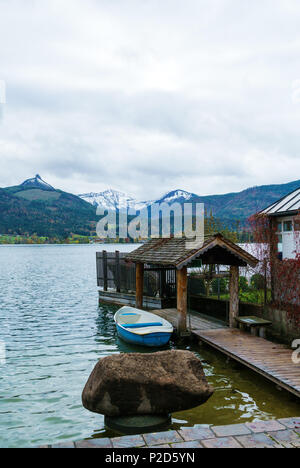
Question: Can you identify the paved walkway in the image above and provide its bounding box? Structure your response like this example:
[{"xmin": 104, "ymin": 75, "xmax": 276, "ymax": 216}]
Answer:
[{"xmin": 40, "ymin": 418, "xmax": 300, "ymax": 449}]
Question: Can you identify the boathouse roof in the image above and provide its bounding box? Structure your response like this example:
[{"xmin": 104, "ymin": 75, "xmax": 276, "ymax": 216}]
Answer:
[{"xmin": 125, "ymin": 233, "xmax": 259, "ymax": 269}]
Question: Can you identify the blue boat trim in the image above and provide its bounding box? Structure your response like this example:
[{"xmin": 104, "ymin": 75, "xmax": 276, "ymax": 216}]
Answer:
[
  {"xmin": 120, "ymin": 313, "xmax": 138, "ymax": 316},
  {"xmin": 123, "ymin": 322, "xmax": 163, "ymax": 329},
  {"xmin": 116, "ymin": 324, "xmax": 172, "ymax": 348}
]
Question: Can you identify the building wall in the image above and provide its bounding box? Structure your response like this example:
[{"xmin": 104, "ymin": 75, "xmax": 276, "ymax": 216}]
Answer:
[
  {"xmin": 276, "ymin": 215, "xmax": 297, "ymax": 259},
  {"xmin": 262, "ymin": 306, "xmax": 299, "ymax": 344}
]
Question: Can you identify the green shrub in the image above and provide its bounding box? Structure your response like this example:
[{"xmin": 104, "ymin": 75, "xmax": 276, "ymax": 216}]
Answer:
[
  {"xmin": 250, "ymin": 274, "xmax": 265, "ymax": 290},
  {"xmin": 211, "ymin": 278, "xmax": 228, "ymax": 295},
  {"xmin": 239, "ymin": 290, "xmax": 264, "ymax": 304},
  {"xmin": 239, "ymin": 276, "xmax": 249, "ymax": 292}
]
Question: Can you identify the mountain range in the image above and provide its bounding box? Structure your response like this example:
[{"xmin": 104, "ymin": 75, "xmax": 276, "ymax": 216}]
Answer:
[
  {"xmin": 0, "ymin": 175, "xmax": 299, "ymax": 237},
  {"xmin": 78, "ymin": 189, "xmax": 195, "ymax": 212},
  {"xmin": 79, "ymin": 180, "xmax": 300, "ymax": 222}
]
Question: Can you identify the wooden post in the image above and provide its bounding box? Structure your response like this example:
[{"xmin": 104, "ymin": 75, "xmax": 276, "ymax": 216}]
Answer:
[
  {"xmin": 96, "ymin": 252, "xmax": 101, "ymax": 287},
  {"xmin": 103, "ymin": 251, "xmax": 108, "ymax": 292},
  {"xmin": 177, "ymin": 267, "xmax": 187, "ymax": 334},
  {"xmin": 115, "ymin": 251, "xmax": 121, "ymax": 293},
  {"xmin": 229, "ymin": 265, "xmax": 239, "ymax": 328},
  {"xmin": 136, "ymin": 262, "xmax": 144, "ymax": 309}
]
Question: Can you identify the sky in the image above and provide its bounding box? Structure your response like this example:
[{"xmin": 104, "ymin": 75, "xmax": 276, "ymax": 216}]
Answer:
[{"xmin": 0, "ymin": 0, "xmax": 300, "ymax": 201}]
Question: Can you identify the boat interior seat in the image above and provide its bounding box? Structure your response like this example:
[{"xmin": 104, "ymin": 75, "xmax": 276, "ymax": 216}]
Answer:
[{"xmin": 119, "ymin": 313, "xmax": 141, "ymax": 324}]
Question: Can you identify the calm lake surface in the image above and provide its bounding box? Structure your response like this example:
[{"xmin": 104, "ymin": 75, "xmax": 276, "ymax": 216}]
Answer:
[{"xmin": 0, "ymin": 244, "xmax": 299, "ymax": 448}]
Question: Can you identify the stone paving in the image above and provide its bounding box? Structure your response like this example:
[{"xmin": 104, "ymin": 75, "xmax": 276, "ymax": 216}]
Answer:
[{"xmin": 40, "ymin": 417, "xmax": 300, "ymax": 449}]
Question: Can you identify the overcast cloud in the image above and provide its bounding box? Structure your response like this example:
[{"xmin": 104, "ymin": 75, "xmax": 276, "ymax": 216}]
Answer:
[{"xmin": 0, "ymin": 0, "xmax": 300, "ymax": 200}]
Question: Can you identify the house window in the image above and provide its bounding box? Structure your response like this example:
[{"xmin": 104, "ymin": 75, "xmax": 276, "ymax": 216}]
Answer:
[
  {"xmin": 294, "ymin": 218, "xmax": 300, "ymax": 231},
  {"xmin": 283, "ymin": 221, "xmax": 293, "ymax": 232},
  {"xmin": 277, "ymin": 222, "xmax": 282, "ymax": 232}
]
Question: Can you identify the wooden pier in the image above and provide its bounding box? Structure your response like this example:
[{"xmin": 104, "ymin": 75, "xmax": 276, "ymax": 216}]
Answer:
[
  {"xmin": 154, "ymin": 309, "xmax": 300, "ymax": 399},
  {"xmin": 153, "ymin": 308, "xmax": 227, "ymax": 331}
]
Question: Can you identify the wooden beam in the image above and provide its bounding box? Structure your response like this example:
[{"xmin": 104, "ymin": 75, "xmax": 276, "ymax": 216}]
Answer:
[
  {"xmin": 177, "ymin": 267, "xmax": 187, "ymax": 334},
  {"xmin": 229, "ymin": 265, "xmax": 239, "ymax": 328},
  {"xmin": 96, "ymin": 252, "xmax": 102, "ymax": 287},
  {"xmin": 103, "ymin": 251, "xmax": 108, "ymax": 292},
  {"xmin": 135, "ymin": 262, "xmax": 144, "ymax": 309}
]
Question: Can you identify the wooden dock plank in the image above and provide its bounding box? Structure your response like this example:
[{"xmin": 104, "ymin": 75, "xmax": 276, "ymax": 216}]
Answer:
[
  {"xmin": 153, "ymin": 308, "xmax": 300, "ymax": 399},
  {"xmin": 153, "ymin": 308, "xmax": 227, "ymax": 331},
  {"xmin": 194, "ymin": 328, "xmax": 300, "ymax": 398}
]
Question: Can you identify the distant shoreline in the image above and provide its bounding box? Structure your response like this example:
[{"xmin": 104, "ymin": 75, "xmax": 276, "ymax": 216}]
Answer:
[
  {"xmin": 0, "ymin": 241, "xmax": 143, "ymax": 246},
  {"xmin": 0, "ymin": 234, "xmax": 144, "ymax": 246}
]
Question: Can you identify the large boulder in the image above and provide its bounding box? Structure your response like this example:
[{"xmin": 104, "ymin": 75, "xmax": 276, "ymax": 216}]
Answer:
[{"xmin": 82, "ymin": 350, "xmax": 214, "ymax": 417}]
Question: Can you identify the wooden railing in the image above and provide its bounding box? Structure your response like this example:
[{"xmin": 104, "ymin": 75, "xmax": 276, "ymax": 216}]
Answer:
[{"xmin": 96, "ymin": 251, "xmax": 176, "ymax": 298}]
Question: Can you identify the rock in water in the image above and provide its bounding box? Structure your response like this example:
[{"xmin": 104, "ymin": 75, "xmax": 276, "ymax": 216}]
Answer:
[{"xmin": 82, "ymin": 350, "xmax": 214, "ymax": 417}]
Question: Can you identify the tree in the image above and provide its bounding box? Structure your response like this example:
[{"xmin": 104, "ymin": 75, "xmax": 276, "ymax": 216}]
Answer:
[
  {"xmin": 239, "ymin": 276, "xmax": 249, "ymax": 292},
  {"xmin": 250, "ymin": 274, "xmax": 265, "ymax": 290}
]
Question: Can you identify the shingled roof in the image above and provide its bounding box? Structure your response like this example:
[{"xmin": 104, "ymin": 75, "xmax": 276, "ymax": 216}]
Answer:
[{"xmin": 125, "ymin": 234, "xmax": 259, "ymax": 269}]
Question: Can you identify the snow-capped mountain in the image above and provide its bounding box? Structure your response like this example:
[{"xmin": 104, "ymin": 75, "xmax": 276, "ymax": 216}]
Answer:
[
  {"xmin": 21, "ymin": 174, "xmax": 54, "ymax": 191},
  {"xmin": 157, "ymin": 189, "xmax": 196, "ymax": 204},
  {"xmin": 79, "ymin": 189, "xmax": 151, "ymax": 212},
  {"xmin": 79, "ymin": 188, "xmax": 195, "ymax": 212}
]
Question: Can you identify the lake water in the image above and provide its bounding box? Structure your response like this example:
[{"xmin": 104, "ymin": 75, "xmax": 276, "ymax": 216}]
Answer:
[{"xmin": 0, "ymin": 244, "xmax": 299, "ymax": 448}]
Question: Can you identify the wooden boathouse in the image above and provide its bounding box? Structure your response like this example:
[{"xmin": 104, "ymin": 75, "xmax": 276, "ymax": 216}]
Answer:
[{"xmin": 125, "ymin": 233, "xmax": 259, "ymax": 333}]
